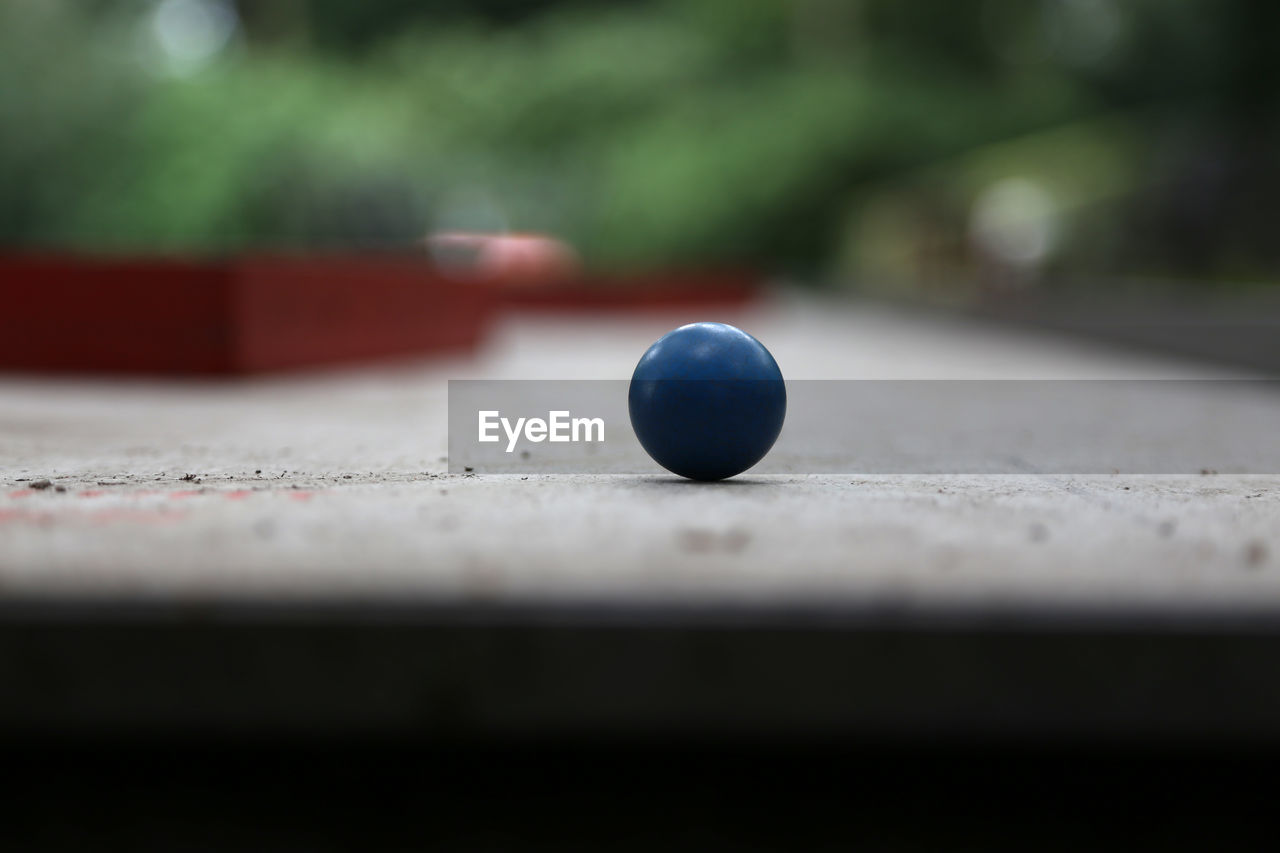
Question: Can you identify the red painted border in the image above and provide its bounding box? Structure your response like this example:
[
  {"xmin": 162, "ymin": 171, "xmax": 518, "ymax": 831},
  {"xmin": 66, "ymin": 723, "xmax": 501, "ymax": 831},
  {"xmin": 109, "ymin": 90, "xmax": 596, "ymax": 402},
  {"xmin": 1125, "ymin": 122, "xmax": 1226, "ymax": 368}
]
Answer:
[
  {"xmin": 0, "ymin": 254, "xmax": 761, "ymax": 375},
  {"xmin": 0, "ymin": 253, "xmax": 496, "ymax": 375},
  {"xmin": 496, "ymin": 268, "xmax": 760, "ymax": 311}
]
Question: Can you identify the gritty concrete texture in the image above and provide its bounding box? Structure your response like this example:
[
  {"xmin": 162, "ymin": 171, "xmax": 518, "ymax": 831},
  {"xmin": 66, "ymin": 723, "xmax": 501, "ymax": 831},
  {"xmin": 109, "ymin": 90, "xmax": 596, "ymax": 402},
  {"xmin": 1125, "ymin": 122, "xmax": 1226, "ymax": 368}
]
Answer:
[{"xmin": 1, "ymin": 293, "xmax": 1277, "ymax": 611}]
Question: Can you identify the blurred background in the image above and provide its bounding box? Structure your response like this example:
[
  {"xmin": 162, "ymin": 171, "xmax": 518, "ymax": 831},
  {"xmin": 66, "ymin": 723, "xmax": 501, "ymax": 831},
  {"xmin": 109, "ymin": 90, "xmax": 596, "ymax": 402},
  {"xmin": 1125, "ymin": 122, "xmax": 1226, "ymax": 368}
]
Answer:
[{"xmin": 4, "ymin": 0, "xmax": 1279, "ymax": 304}]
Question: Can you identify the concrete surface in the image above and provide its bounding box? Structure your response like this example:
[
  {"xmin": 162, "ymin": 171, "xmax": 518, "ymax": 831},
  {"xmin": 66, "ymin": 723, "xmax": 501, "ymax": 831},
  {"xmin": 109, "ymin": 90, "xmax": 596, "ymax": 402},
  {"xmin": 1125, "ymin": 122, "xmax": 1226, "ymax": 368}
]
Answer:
[{"xmin": 1, "ymin": 293, "xmax": 1277, "ymax": 611}]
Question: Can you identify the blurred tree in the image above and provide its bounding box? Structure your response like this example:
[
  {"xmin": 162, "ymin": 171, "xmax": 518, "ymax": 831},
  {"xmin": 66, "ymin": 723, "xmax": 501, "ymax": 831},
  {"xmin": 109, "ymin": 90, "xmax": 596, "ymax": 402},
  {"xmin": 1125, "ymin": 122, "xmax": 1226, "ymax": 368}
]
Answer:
[
  {"xmin": 1, "ymin": 0, "xmax": 1278, "ymax": 283},
  {"xmin": 236, "ymin": 0, "xmax": 640, "ymax": 50}
]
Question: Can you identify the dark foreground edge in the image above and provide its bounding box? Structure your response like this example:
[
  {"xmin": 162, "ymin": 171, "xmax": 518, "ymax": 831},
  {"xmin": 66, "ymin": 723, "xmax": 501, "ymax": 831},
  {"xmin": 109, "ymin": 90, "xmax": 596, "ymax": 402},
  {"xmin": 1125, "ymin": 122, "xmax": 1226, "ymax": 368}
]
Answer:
[
  {"xmin": 5, "ymin": 600, "xmax": 1280, "ymax": 849},
  {"xmin": 4, "ymin": 598, "xmax": 1280, "ymax": 742}
]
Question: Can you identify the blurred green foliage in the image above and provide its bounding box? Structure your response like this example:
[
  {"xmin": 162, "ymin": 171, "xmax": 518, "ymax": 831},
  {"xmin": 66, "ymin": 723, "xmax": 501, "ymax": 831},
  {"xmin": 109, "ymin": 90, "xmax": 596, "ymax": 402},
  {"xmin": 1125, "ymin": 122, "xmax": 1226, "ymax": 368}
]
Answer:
[{"xmin": 2, "ymin": 0, "xmax": 1278, "ymax": 282}]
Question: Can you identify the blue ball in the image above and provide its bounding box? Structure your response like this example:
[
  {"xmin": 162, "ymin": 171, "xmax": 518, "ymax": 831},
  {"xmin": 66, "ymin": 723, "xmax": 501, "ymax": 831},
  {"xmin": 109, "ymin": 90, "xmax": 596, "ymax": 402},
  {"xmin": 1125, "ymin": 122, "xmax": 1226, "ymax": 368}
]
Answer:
[{"xmin": 629, "ymin": 322, "xmax": 786, "ymax": 481}]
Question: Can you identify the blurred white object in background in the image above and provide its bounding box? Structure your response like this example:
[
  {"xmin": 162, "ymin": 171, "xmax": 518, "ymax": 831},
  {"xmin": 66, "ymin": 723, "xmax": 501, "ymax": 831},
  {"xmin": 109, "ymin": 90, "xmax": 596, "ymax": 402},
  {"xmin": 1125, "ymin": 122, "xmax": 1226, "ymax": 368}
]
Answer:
[
  {"xmin": 969, "ymin": 177, "xmax": 1059, "ymax": 275},
  {"xmin": 149, "ymin": 0, "xmax": 238, "ymax": 76}
]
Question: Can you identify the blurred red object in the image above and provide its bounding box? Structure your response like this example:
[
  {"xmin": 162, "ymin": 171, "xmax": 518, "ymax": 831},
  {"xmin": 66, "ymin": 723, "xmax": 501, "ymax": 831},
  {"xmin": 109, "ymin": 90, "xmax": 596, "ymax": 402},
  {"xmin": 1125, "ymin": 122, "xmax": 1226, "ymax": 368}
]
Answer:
[
  {"xmin": 0, "ymin": 253, "xmax": 496, "ymax": 375},
  {"xmin": 425, "ymin": 231, "xmax": 581, "ymax": 287},
  {"xmin": 423, "ymin": 231, "xmax": 759, "ymax": 311}
]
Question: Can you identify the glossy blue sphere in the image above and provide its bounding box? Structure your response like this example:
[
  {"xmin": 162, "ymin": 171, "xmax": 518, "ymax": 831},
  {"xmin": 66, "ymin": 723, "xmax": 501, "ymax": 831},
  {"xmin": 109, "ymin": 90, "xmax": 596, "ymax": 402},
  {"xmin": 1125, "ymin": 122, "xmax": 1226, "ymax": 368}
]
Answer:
[{"xmin": 629, "ymin": 322, "xmax": 786, "ymax": 481}]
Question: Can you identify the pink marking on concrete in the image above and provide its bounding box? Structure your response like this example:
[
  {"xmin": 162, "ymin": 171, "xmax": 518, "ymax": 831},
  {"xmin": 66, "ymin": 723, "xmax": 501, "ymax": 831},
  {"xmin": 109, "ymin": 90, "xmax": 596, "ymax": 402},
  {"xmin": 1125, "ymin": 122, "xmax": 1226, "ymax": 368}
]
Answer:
[
  {"xmin": 0, "ymin": 506, "xmax": 188, "ymax": 526},
  {"xmin": 7, "ymin": 489, "xmax": 33, "ymax": 499},
  {"xmin": 0, "ymin": 508, "xmax": 54, "ymax": 524},
  {"xmin": 88, "ymin": 508, "xmax": 188, "ymax": 525}
]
